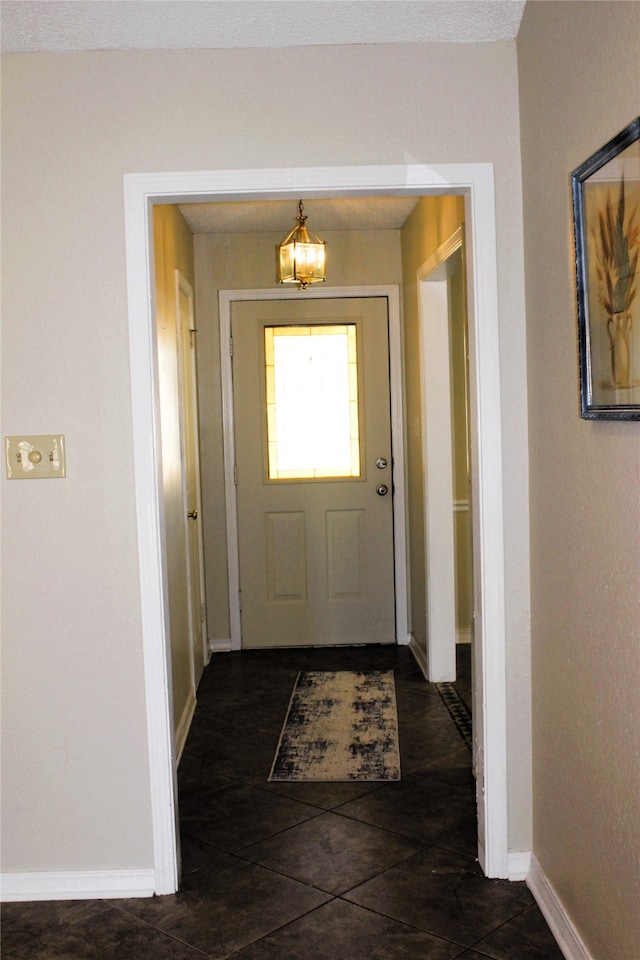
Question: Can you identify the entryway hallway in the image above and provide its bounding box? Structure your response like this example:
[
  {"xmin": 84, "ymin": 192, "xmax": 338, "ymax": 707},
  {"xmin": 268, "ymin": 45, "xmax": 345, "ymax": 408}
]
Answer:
[{"xmin": 1, "ymin": 645, "xmax": 562, "ymax": 959}]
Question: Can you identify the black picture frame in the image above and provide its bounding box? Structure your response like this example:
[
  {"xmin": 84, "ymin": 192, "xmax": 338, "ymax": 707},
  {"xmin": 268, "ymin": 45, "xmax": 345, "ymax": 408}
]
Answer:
[{"xmin": 571, "ymin": 117, "xmax": 640, "ymax": 420}]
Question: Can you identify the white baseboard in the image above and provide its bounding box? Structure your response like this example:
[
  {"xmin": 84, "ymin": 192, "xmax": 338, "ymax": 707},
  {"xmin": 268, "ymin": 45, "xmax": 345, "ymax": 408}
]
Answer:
[
  {"xmin": 175, "ymin": 687, "xmax": 197, "ymax": 764},
  {"xmin": 527, "ymin": 854, "xmax": 593, "ymax": 960},
  {"xmin": 0, "ymin": 869, "xmax": 156, "ymax": 902},
  {"xmin": 209, "ymin": 639, "xmax": 233, "ymax": 653},
  {"xmin": 507, "ymin": 850, "xmax": 531, "ymax": 881},
  {"xmin": 408, "ymin": 633, "xmax": 459, "ymax": 682},
  {"xmin": 408, "ymin": 634, "xmax": 429, "ymax": 679}
]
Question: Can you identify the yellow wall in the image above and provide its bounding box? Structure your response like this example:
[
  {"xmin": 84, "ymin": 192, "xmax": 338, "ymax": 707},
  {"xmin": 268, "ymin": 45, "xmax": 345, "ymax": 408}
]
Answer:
[
  {"xmin": 400, "ymin": 196, "xmax": 467, "ymax": 656},
  {"xmin": 153, "ymin": 205, "xmax": 199, "ymax": 735},
  {"xmin": 518, "ymin": 3, "xmax": 640, "ymax": 955},
  {"xmin": 448, "ymin": 259, "xmax": 473, "ymax": 640}
]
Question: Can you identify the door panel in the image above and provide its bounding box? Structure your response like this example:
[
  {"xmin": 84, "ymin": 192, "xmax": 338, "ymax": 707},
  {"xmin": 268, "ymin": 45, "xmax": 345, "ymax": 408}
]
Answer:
[
  {"xmin": 232, "ymin": 297, "xmax": 395, "ymax": 648},
  {"xmin": 326, "ymin": 509, "xmax": 366, "ymax": 599},
  {"xmin": 266, "ymin": 511, "xmax": 307, "ymax": 600}
]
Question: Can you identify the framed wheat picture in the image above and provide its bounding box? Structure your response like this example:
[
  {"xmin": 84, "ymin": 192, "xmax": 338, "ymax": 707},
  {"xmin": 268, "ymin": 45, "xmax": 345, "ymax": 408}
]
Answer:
[{"xmin": 571, "ymin": 117, "xmax": 640, "ymax": 419}]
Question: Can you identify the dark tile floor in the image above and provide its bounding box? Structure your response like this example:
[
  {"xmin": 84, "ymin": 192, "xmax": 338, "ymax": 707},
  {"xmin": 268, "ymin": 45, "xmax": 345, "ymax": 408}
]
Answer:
[{"xmin": 1, "ymin": 644, "xmax": 564, "ymax": 959}]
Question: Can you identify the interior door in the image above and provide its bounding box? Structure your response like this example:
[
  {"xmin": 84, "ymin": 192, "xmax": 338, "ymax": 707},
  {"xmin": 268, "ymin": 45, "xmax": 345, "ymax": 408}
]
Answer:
[
  {"xmin": 232, "ymin": 296, "xmax": 395, "ymax": 648},
  {"xmin": 176, "ymin": 271, "xmax": 207, "ymax": 682}
]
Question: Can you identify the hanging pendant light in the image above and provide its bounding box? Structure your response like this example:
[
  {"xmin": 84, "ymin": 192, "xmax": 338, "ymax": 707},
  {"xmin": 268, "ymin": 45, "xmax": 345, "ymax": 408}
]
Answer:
[{"xmin": 276, "ymin": 200, "xmax": 326, "ymax": 289}]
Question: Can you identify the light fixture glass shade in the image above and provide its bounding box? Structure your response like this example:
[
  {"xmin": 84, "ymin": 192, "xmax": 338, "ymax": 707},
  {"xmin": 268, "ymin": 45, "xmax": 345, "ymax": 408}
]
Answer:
[{"xmin": 276, "ymin": 201, "xmax": 326, "ymax": 288}]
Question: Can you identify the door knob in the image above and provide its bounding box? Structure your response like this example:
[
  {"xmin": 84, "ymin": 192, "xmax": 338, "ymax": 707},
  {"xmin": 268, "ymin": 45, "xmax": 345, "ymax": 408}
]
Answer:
[
  {"xmin": 187, "ymin": 509, "xmax": 198, "ymax": 519},
  {"xmin": 375, "ymin": 457, "xmax": 388, "ymax": 469},
  {"xmin": 376, "ymin": 484, "xmax": 389, "ymax": 496}
]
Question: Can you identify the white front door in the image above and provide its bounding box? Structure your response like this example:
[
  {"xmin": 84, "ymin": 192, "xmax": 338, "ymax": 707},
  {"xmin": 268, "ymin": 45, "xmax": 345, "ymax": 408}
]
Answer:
[{"xmin": 231, "ymin": 296, "xmax": 396, "ymax": 648}]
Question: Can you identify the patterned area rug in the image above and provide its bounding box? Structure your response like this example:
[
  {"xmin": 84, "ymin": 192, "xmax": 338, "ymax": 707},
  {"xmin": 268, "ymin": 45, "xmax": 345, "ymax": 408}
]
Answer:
[{"xmin": 269, "ymin": 670, "xmax": 401, "ymax": 782}]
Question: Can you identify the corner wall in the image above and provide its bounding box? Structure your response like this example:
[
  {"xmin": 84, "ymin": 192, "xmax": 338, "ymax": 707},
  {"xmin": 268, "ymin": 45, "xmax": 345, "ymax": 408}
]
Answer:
[
  {"xmin": 518, "ymin": 3, "xmax": 640, "ymax": 956},
  {"xmin": 153, "ymin": 205, "xmax": 198, "ymax": 739},
  {"xmin": 400, "ymin": 196, "xmax": 466, "ymax": 660}
]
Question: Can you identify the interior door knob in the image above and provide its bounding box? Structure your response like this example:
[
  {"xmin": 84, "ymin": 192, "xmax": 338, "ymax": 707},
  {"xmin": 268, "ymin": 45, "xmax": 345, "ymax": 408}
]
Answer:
[
  {"xmin": 187, "ymin": 509, "xmax": 198, "ymax": 519},
  {"xmin": 376, "ymin": 484, "xmax": 389, "ymax": 496}
]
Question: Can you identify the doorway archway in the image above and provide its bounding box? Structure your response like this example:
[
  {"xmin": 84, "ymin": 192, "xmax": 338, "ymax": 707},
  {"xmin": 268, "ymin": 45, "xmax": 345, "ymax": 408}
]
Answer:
[{"xmin": 123, "ymin": 163, "xmax": 509, "ymax": 891}]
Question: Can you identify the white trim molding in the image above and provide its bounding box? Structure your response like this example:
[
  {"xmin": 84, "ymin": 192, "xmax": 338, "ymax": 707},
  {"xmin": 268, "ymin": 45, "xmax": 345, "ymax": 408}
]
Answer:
[
  {"xmin": 218, "ymin": 284, "xmax": 408, "ymax": 654},
  {"xmin": 1, "ymin": 870, "xmax": 156, "ymax": 903},
  {"xmin": 209, "ymin": 638, "xmax": 233, "ymax": 653},
  {"xmin": 507, "ymin": 850, "xmax": 531, "ymax": 881},
  {"xmin": 408, "ymin": 633, "xmax": 429, "ymax": 680},
  {"xmin": 124, "ymin": 174, "xmax": 180, "ymax": 896},
  {"xmin": 123, "ymin": 162, "xmax": 510, "ymax": 889},
  {"xmin": 528, "ymin": 855, "xmax": 593, "ymax": 960},
  {"xmin": 418, "ymin": 235, "xmax": 461, "ymax": 682}
]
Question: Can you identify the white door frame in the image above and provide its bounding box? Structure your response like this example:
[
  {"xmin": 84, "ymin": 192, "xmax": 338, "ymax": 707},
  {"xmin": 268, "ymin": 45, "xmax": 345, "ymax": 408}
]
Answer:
[
  {"xmin": 415, "ymin": 232, "xmax": 462, "ymax": 683},
  {"xmin": 219, "ymin": 285, "xmax": 408, "ymax": 652},
  {"xmin": 123, "ymin": 163, "xmax": 508, "ymax": 893}
]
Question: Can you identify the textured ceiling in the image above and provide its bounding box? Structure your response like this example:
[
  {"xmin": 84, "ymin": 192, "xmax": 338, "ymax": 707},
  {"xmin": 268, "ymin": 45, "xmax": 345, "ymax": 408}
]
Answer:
[
  {"xmin": 179, "ymin": 197, "xmax": 422, "ymax": 235},
  {"xmin": 0, "ymin": 1, "xmax": 527, "ymax": 53},
  {"xmin": 2, "ymin": 0, "xmax": 526, "ymax": 233}
]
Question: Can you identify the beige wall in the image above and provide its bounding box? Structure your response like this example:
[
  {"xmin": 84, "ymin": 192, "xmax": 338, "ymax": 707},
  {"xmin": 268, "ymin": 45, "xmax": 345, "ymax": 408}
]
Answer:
[
  {"xmin": 518, "ymin": 2, "xmax": 640, "ymax": 956},
  {"xmin": 195, "ymin": 228, "xmax": 404, "ymax": 643},
  {"xmin": 1, "ymin": 41, "xmax": 529, "ymax": 879},
  {"xmin": 153, "ymin": 205, "xmax": 199, "ymax": 733}
]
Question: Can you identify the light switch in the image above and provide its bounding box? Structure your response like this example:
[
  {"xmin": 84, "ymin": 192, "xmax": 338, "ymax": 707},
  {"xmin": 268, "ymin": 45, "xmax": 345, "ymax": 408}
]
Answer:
[{"xmin": 5, "ymin": 435, "xmax": 66, "ymax": 479}]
